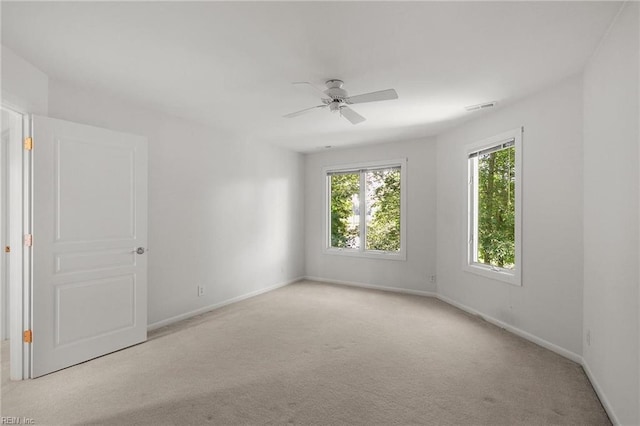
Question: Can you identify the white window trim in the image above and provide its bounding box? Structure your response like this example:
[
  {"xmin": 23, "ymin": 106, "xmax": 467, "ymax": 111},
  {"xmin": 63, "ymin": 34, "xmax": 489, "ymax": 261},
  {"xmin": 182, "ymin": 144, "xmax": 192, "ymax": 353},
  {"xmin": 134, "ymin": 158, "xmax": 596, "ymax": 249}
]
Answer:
[
  {"xmin": 322, "ymin": 158, "xmax": 407, "ymax": 261},
  {"xmin": 463, "ymin": 128, "xmax": 522, "ymax": 286}
]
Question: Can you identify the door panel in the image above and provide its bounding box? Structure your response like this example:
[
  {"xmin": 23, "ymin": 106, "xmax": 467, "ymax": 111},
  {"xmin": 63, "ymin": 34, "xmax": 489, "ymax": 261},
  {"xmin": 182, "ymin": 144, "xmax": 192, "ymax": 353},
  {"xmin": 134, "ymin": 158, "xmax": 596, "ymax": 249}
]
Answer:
[
  {"xmin": 32, "ymin": 115, "xmax": 147, "ymax": 377},
  {"xmin": 56, "ymin": 274, "xmax": 136, "ymax": 346},
  {"xmin": 55, "ymin": 137, "xmax": 136, "ymax": 242}
]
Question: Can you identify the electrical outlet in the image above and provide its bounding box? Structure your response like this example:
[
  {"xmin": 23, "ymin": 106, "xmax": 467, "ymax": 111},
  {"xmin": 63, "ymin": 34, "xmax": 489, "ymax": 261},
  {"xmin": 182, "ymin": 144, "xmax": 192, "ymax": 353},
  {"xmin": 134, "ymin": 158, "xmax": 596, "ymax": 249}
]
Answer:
[
  {"xmin": 430, "ymin": 275, "xmax": 437, "ymax": 284},
  {"xmin": 197, "ymin": 285, "xmax": 205, "ymax": 297},
  {"xmin": 586, "ymin": 329, "xmax": 591, "ymax": 346}
]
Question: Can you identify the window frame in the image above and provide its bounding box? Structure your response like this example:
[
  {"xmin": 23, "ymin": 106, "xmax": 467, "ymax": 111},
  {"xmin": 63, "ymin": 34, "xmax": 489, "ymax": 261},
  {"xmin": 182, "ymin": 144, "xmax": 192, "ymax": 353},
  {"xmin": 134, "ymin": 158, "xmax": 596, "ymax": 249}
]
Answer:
[
  {"xmin": 464, "ymin": 128, "xmax": 522, "ymax": 286},
  {"xmin": 322, "ymin": 158, "xmax": 407, "ymax": 261}
]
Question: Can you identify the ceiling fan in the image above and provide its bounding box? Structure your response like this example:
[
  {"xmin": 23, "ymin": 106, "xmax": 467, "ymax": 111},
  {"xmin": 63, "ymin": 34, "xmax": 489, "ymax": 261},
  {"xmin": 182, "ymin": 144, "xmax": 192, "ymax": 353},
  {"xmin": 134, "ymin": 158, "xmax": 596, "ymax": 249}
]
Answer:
[{"xmin": 283, "ymin": 79, "xmax": 398, "ymax": 125}]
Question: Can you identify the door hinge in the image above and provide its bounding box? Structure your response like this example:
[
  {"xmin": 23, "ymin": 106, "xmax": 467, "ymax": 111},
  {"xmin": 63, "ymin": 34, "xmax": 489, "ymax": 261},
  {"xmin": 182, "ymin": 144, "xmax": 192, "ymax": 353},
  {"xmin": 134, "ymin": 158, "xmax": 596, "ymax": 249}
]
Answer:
[
  {"xmin": 24, "ymin": 137, "xmax": 33, "ymax": 151},
  {"xmin": 24, "ymin": 234, "xmax": 32, "ymax": 247},
  {"xmin": 23, "ymin": 330, "xmax": 32, "ymax": 343},
  {"xmin": 4, "ymin": 246, "xmax": 9, "ymax": 253}
]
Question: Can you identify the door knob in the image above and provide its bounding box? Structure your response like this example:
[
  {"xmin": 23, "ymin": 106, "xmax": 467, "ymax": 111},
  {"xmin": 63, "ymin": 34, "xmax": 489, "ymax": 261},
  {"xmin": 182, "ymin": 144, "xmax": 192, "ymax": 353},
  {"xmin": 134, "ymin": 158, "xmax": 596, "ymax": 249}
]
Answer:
[{"xmin": 135, "ymin": 247, "xmax": 145, "ymax": 255}]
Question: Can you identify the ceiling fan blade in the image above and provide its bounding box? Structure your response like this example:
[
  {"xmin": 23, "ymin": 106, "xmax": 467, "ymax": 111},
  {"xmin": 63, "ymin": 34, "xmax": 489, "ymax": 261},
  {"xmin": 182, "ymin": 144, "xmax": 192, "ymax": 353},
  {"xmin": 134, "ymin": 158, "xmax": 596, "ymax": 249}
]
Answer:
[
  {"xmin": 292, "ymin": 82, "xmax": 332, "ymax": 100},
  {"xmin": 340, "ymin": 106, "xmax": 366, "ymax": 125},
  {"xmin": 345, "ymin": 88, "xmax": 398, "ymax": 105},
  {"xmin": 283, "ymin": 104, "xmax": 327, "ymax": 118}
]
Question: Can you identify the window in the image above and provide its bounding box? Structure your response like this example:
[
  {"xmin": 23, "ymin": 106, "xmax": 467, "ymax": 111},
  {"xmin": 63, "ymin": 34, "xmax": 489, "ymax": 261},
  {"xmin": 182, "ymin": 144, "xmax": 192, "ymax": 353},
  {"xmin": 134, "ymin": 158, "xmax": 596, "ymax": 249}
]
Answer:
[
  {"xmin": 466, "ymin": 128, "xmax": 522, "ymax": 285},
  {"xmin": 324, "ymin": 159, "xmax": 406, "ymax": 260}
]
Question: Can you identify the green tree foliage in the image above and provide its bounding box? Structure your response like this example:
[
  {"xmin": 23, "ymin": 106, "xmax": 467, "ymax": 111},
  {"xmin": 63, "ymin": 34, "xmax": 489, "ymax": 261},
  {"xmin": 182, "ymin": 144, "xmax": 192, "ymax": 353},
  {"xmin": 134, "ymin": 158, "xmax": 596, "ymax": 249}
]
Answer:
[
  {"xmin": 477, "ymin": 147, "xmax": 515, "ymax": 268},
  {"xmin": 366, "ymin": 169, "xmax": 401, "ymax": 251},
  {"xmin": 330, "ymin": 173, "xmax": 360, "ymax": 248}
]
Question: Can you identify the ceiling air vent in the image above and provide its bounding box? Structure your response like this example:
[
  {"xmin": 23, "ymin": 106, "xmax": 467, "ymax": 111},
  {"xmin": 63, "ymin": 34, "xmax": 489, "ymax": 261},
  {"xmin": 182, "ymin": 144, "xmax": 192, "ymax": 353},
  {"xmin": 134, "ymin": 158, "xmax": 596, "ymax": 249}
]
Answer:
[{"xmin": 465, "ymin": 101, "xmax": 497, "ymax": 112}]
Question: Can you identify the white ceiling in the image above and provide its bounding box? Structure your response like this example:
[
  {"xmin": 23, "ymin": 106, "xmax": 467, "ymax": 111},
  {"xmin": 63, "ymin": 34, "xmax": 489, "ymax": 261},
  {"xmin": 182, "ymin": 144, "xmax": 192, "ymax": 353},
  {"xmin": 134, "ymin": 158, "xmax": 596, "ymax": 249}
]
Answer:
[{"xmin": 1, "ymin": 2, "xmax": 621, "ymax": 152}]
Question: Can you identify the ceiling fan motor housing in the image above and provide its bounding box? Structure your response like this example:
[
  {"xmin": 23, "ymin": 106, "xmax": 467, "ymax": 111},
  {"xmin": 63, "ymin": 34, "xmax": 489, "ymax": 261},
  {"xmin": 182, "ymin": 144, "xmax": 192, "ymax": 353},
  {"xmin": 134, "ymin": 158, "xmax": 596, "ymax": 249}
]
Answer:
[{"xmin": 325, "ymin": 79, "xmax": 348, "ymax": 100}]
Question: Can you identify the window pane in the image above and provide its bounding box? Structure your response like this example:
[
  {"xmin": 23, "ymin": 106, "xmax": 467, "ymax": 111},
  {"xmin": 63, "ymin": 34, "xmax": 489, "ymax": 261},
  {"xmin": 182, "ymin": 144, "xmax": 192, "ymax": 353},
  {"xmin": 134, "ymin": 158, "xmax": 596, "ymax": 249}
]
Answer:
[
  {"xmin": 476, "ymin": 146, "xmax": 515, "ymax": 269},
  {"xmin": 329, "ymin": 173, "xmax": 360, "ymax": 248},
  {"xmin": 365, "ymin": 168, "xmax": 401, "ymax": 251}
]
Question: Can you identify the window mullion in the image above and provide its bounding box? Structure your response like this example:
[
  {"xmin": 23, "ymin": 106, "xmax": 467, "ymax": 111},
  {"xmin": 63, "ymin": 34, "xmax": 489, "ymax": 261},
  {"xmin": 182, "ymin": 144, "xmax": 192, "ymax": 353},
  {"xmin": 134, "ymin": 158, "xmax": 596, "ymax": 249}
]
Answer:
[
  {"xmin": 472, "ymin": 157, "xmax": 479, "ymax": 263},
  {"xmin": 468, "ymin": 159, "xmax": 474, "ymax": 264},
  {"xmin": 326, "ymin": 176, "xmax": 332, "ymax": 249},
  {"xmin": 469, "ymin": 157, "xmax": 479, "ymax": 263},
  {"xmin": 359, "ymin": 172, "xmax": 366, "ymax": 252}
]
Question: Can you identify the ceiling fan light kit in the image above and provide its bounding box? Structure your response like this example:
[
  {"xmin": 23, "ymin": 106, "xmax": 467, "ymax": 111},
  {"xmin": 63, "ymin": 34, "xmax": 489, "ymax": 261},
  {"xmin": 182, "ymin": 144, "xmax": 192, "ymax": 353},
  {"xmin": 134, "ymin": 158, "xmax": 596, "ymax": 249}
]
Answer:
[{"xmin": 284, "ymin": 79, "xmax": 398, "ymax": 125}]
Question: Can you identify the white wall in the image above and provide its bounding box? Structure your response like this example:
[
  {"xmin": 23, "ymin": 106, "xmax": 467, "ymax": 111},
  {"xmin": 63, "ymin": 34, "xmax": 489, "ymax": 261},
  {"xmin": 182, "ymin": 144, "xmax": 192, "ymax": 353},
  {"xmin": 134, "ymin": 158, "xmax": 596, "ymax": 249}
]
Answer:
[
  {"xmin": 48, "ymin": 80, "xmax": 305, "ymax": 326},
  {"xmin": 583, "ymin": 2, "xmax": 639, "ymax": 424},
  {"xmin": 436, "ymin": 75, "xmax": 584, "ymax": 358},
  {"xmin": 305, "ymin": 138, "xmax": 437, "ymax": 294},
  {"xmin": 1, "ymin": 45, "xmax": 48, "ymax": 115}
]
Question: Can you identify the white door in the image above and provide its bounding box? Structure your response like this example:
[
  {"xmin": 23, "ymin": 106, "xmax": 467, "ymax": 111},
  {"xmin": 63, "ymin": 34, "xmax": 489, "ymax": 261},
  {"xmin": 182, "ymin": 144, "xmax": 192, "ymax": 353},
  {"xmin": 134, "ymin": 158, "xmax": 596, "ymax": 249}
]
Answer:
[{"xmin": 31, "ymin": 115, "xmax": 147, "ymax": 378}]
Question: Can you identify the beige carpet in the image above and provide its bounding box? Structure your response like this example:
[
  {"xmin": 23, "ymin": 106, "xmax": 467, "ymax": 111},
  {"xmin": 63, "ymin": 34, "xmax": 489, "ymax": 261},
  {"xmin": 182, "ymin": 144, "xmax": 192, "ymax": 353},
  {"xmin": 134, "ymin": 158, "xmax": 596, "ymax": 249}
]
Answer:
[{"xmin": 1, "ymin": 280, "xmax": 609, "ymax": 425}]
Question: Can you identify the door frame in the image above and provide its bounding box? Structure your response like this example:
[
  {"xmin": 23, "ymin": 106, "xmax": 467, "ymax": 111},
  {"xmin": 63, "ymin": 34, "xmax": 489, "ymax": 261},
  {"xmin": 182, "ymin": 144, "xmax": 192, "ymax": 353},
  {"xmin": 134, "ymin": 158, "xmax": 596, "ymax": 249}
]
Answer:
[
  {"xmin": 1, "ymin": 125, "xmax": 9, "ymax": 340},
  {"xmin": 2, "ymin": 103, "xmax": 31, "ymax": 380}
]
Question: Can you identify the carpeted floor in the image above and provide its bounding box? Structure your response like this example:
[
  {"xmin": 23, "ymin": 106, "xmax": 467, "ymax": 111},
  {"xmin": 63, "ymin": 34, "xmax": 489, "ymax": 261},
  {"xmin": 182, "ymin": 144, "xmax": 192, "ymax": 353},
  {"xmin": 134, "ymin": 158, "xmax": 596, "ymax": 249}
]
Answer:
[{"xmin": 1, "ymin": 280, "xmax": 610, "ymax": 425}]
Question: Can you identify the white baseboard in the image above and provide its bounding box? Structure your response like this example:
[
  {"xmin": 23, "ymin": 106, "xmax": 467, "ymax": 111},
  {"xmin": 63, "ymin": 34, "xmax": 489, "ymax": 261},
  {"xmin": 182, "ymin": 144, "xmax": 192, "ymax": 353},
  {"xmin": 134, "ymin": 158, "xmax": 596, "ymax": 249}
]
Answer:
[
  {"xmin": 582, "ymin": 359, "xmax": 620, "ymax": 425},
  {"xmin": 303, "ymin": 276, "xmax": 437, "ymax": 298},
  {"xmin": 147, "ymin": 277, "xmax": 303, "ymax": 331},
  {"xmin": 305, "ymin": 275, "xmax": 581, "ymax": 364},
  {"xmin": 436, "ymin": 293, "xmax": 582, "ymax": 364}
]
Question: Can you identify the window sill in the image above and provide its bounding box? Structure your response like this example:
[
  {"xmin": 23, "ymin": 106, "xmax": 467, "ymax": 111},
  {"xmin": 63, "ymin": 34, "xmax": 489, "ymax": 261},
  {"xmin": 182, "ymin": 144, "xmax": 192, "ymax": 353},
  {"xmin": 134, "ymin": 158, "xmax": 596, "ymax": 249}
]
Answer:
[
  {"xmin": 463, "ymin": 263, "xmax": 521, "ymax": 286},
  {"xmin": 324, "ymin": 247, "xmax": 406, "ymax": 261}
]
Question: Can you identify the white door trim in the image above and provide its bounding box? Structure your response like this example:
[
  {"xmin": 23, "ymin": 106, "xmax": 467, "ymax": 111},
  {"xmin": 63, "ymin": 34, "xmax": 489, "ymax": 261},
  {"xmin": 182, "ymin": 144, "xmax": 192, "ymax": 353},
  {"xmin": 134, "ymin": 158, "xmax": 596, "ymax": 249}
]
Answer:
[
  {"xmin": 1, "ymin": 127, "xmax": 9, "ymax": 341},
  {"xmin": 2, "ymin": 104, "xmax": 30, "ymax": 380},
  {"xmin": 21, "ymin": 113, "xmax": 31, "ymax": 379}
]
